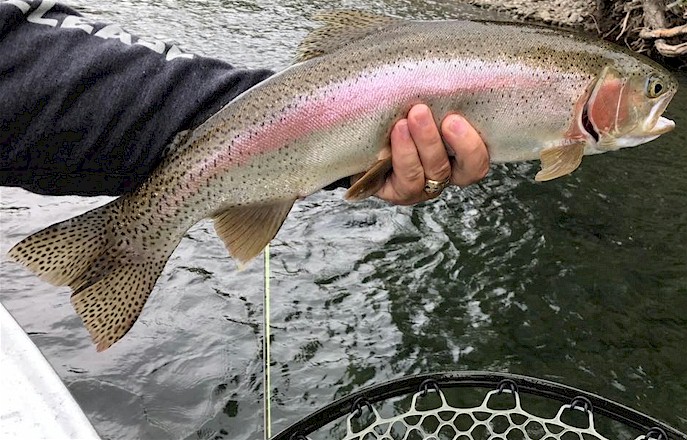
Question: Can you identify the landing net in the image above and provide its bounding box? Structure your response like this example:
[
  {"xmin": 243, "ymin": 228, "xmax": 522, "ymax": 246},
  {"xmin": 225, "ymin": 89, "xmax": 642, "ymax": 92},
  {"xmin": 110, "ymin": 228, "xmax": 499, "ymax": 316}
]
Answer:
[{"xmin": 272, "ymin": 372, "xmax": 685, "ymax": 440}]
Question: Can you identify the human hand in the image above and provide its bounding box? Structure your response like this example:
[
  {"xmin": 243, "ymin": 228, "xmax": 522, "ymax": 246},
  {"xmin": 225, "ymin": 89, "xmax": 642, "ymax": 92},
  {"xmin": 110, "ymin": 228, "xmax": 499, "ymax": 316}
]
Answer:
[{"xmin": 376, "ymin": 104, "xmax": 490, "ymax": 205}]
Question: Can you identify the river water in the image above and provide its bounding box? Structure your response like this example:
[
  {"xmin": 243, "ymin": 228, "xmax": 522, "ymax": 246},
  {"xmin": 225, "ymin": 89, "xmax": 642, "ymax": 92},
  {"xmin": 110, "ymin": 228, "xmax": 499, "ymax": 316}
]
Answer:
[{"xmin": 0, "ymin": 0, "xmax": 685, "ymax": 439}]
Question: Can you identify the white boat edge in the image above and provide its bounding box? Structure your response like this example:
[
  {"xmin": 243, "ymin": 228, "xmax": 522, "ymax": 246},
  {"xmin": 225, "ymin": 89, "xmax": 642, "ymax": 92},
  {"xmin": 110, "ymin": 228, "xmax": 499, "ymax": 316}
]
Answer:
[{"xmin": 0, "ymin": 301, "xmax": 101, "ymax": 440}]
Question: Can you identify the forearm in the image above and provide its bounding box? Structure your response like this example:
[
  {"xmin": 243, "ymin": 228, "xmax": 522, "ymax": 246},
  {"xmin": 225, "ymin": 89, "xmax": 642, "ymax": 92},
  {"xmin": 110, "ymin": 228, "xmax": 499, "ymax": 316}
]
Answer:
[{"xmin": 0, "ymin": 1, "xmax": 272, "ymax": 196}]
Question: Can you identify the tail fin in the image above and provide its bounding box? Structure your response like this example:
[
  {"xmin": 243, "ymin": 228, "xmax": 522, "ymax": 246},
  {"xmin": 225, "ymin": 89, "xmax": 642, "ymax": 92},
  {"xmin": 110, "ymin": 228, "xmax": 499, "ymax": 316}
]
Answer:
[{"xmin": 8, "ymin": 200, "xmax": 170, "ymax": 351}]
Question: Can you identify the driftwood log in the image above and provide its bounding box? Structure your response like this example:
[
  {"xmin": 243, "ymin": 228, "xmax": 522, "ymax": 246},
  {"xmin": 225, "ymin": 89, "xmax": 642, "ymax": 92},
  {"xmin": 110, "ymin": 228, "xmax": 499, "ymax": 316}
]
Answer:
[
  {"xmin": 597, "ymin": 0, "xmax": 685, "ymax": 60},
  {"xmin": 470, "ymin": 0, "xmax": 685, "ymax": 64}
]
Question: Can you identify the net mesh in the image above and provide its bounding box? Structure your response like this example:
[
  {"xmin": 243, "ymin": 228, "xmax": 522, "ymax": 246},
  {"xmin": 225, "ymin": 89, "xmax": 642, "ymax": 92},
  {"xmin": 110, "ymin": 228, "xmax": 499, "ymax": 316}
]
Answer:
[
  {"xmin": 277, "ymin": 375, "xmax": 682, "ymax": 440},
  {"xmin": 332, "ymin": 382, "xmax": 667, "ymax": 440}
]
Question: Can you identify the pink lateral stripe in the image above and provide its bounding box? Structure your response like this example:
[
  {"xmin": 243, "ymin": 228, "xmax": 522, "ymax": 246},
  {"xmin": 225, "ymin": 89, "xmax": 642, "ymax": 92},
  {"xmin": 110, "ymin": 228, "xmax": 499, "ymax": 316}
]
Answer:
[{"xmin": 183, "ymin": 58, "xmax": 550, "ymax": 198}]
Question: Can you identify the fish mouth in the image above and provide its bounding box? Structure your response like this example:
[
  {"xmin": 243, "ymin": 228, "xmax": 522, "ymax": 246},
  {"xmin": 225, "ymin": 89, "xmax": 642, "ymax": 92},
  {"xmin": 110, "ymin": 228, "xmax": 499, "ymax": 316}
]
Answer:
[
  {"xmin": 644, "ymin": 92, "xmax": 676, "ymax": 136},
  {"xmin": 646, "ymin": 116, "xmax": 675, "ymax": 135}
]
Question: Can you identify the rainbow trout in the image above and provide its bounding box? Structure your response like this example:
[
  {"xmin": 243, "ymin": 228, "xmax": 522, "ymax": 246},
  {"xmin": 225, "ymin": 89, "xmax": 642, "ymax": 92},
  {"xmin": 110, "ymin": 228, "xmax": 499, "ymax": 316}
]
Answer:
[{"xmin": 8, "ymin": 11, "xmax": 678, "ymax": 351}]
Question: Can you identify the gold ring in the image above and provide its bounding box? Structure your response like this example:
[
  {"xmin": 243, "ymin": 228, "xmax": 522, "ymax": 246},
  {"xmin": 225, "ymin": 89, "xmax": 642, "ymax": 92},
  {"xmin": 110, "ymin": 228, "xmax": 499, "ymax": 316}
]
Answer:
[{"xmin": 424, "ymin": 178, "xmax": 450, "ymax": 195}]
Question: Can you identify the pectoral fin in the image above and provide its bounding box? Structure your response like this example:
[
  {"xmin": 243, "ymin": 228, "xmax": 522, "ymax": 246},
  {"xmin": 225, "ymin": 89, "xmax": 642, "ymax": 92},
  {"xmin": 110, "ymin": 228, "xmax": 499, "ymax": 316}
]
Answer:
[
  {"xmin": 213, "ymin": 200, "xmax": 295, "ymax": 264},
  {"xmin": 535, "ymin": 142, "xmax": 585, "ymax": 181},
  {"xmin": 345, "ymin": 157, "xmax": 393, "ymax": 201}
]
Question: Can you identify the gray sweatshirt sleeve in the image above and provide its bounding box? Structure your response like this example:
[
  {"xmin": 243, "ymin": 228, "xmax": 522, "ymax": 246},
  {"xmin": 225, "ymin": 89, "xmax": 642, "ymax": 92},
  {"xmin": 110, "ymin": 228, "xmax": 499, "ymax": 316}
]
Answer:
[{"xmin": 0, "ymin": 0, "xmax": 273, "ymax": 196}]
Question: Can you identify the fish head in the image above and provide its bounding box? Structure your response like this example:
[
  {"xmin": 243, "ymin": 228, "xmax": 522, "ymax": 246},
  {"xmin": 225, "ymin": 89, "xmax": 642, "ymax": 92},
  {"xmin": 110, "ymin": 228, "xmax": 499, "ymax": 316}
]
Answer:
[{"xmin": 584, "ymin": 63, "xmax": 677, "ymax": 152}]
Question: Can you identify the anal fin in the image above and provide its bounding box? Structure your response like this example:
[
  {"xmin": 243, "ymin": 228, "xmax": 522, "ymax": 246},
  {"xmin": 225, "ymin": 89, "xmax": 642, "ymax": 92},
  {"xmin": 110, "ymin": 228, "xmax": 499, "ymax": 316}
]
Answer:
[
  {"xmin": 345, "ymin": 157, "xmax": 393, "ymax": 201},
  {"xmin": 535, "ymin": 142, "xmax": 586, "ymax": 182},
  {"xmin": 213, "ymin": 200, "xmax": 295, "ymax": 264}
]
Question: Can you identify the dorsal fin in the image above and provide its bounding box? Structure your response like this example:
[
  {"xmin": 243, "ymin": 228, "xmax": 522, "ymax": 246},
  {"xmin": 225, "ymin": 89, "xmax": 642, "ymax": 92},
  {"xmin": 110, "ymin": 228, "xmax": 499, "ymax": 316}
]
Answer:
[{"xmin": 297, "ymin": 10, "xmax": 404, "ymax": 62}]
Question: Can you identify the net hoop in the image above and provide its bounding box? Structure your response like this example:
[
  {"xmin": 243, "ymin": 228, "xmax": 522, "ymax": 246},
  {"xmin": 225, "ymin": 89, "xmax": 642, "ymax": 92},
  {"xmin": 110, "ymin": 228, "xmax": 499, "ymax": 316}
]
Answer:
[{"xmin": 272, "ymin": 371, "xmax": 685, "ymax": 440}]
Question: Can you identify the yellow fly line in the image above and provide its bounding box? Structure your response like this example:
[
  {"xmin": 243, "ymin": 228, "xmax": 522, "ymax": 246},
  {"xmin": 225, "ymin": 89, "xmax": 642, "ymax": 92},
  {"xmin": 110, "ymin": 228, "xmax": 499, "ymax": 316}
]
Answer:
[{"xmin": 263, "ymin": 244, "xmax": 272, "ymax": 439}]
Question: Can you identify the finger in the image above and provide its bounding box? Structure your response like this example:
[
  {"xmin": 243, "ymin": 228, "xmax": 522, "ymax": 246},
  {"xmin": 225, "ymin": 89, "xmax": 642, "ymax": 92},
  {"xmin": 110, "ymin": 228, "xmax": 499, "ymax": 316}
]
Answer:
[
  {"xmin": 376, "ymin": 119, "xmax": 428, "ymax": 205},
  {"xmin": 407, "ymin": 104, "xmax": 452, "ymax": 184},
  {"xmin": 442, "ymin": 115, "xmax": 490, "ymax": 187}
]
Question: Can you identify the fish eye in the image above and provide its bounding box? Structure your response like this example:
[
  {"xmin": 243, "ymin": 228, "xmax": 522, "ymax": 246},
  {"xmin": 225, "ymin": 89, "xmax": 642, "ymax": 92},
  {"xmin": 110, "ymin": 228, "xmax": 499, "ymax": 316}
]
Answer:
[{"xmin": 646, "ymin": 77, "xmax": 664, "ymax": 98}]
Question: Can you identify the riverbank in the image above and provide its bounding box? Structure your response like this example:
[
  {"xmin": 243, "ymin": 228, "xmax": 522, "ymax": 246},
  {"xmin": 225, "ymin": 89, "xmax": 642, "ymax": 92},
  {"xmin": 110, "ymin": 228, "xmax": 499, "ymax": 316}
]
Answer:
[{"xmin": 468, "ymin": 0, "xmax": 686, "ymax": 64}]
